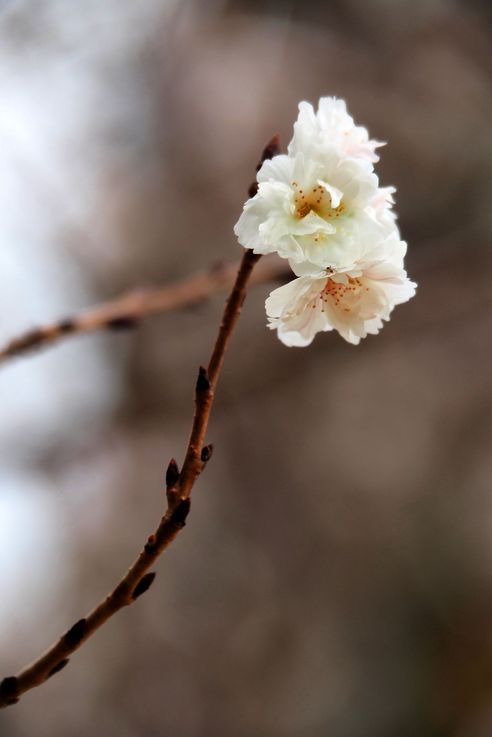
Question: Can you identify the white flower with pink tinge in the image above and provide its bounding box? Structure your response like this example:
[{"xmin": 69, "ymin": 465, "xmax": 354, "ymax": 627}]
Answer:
[
  {"xmin": 234, "ymin": 95, "xmax": 416, "ymax": 345},
  {"xmin": 234, "ymin": 149, "xmax": 382, "ymax": 271},
  {"xmin": 289, "ymin": 97, "xmax": 384, "ymax": 166},
  {"xmin": 234, "ymin": 97, "xmax": 400, "ymax": 273},
  {"xmin": 266, "ymin": 236, "xmax": 416, "ymax": 346}
]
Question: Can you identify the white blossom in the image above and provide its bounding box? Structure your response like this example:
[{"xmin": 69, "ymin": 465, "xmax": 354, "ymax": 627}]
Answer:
[
  {"xmin": 288, "ymin": 97, "xmax": 384, "ymax": 166},
  {"xmin": 234, "ymin": 95, "xmax": 416, "ymax": 346},
  {"xmin": 367, "ymin": 186, "xmax": 398, "ymax": 234},
  {"xmin": 266, "ymin": 234, "xmax": 416, "ymax": 346},
  {"xmin": 234, "ymin": 149, "xmax": 383, "ymax": 271}
]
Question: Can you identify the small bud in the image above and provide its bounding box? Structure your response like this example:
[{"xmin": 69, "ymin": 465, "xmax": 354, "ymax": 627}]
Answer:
[
  {"xmin": 59, "ymin": 318, "xmax": 76, "ymax": 333},
  {"xmin": 247, "ymin": 134, "xmax": 281, "ymax": 198},
  {"xmin": 0, "ymin": 676, "xmax": 19, "ymax": 705},
  {"xmin": 64, "ymin": 618, "xmax": 86, "ymax": 648},
  {"xmin": 196, "ymin": 366, "xmax": 211, "ymax": 393},
  {"xmin": 172, "ymin": 498, "xmax": 191, "ymax": 528},
  {"xmin": 107, "ymin": 316, "xmax": 139, "ymax": 330},
  {"xmin": 145, "ymin": 534, "xmax": 157, "ymax": 554},
  {"xmin": 201, "ymin": 444, "xmax": 214, "ymax": 463},
  {"xmin": 165, "ymin": 458, "xmax": 180, "ymax": 487},
  {"xmin": 48, "ymin": 659, "xmax": 70, "ymax": 678},
  {"xmin": 258, "ymin": 133, "xmax": 281, "ymax": 168},
  {"xmin": 131, "ymin": 572, "xmax": 157, "ymax": 600}
]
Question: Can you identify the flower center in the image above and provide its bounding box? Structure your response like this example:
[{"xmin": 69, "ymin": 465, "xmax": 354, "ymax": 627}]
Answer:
[
  {"xmin": 320, "ymin": 276, "xmax": 364, "ymax": 312},
  {"xmin": 292, "ymin": 182, "xmax": 345, "ymax": 221}
]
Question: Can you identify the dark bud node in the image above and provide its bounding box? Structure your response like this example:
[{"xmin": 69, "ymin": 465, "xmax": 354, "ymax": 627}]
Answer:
[
  {"xmin": 64, "ymin": 618, "xmax": 87, "ymax": 648},
  {"xmin": 248, "ymin": 134, "xmax": 280, "ymax": 198},
  {"xmin": 172, "ymin": 498, "xmax": 191, "ymax": 529},
  {"xmin": 131, "ymin": 572, "xmax": 157, "ymax": 600},
  {"xmin": 201, "ymin": 444, "xmax": 214, "ymax": 463},
  {"xmin": 145, "ymin": 534, "xmax": 157, "ymax": 554},
  {"xmin": 59, "ymin": 318, "xmax": 76, "ymax": 334},
  {"xmin": 0, "ymin": 676, "xmax": 19, "ymax": 705},
  {"xmin": 259, "ymin": 133, "xmax": 281, "ymax": 167},
  {"xmin": 48, "ymin": 659, "xmax": 70, "ymax": 678},
  {"xmin": 107, "ymin": 316, "xmax": 139, "ymax": 331},
  {"xmin": 196, "ymin": 366, "xmax": 211, "ymax": 393},
  {"xmin": 166, "ymin": 458, "xmax": 180, "ymax": 487}
]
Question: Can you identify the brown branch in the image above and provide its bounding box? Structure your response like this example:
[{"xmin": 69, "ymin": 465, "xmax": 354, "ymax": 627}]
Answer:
[
  {"xmin": 0, "ymin": 135, "xmax": 280, "ymax": 708},
  {"xmin": 0, "ymin": 256, "xmax": 288, "ymax": 366},
  {"xmin": 0, "ymin": 248, "xmax": 259, "ymax": 709}
]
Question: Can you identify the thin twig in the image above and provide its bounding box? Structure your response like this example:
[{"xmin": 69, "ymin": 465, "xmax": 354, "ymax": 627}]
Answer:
[
  {"xmin": 0, "ymin": 249, "xmax": 259, "ymax": 709},
  {"xmin": 0, "ymin": 256, "xmax": 287, "ymax": 366},
  {"xmin": 0, "ymin": 135, "xmax": 280, "ymax": 709}
]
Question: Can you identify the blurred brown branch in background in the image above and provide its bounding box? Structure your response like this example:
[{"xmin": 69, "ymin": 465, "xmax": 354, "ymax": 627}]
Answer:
[
  {"xmin": 0, "ymin": 135, "xmax": 280, "ymax": 709},
  {"xmin": 0, "ymin": 255, "xmax": 288, "ymax": 366}
]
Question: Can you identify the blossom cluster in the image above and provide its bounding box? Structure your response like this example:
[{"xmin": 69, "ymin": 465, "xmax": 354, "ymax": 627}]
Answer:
[{"xmin": 234, "ymin": 97, "xmax": 416, "ymax": 346}]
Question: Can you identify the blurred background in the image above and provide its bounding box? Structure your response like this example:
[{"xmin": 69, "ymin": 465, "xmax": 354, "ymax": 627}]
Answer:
[{"xmin": 0, "ymin": 0, "xmax": 491, "ymax": 735}]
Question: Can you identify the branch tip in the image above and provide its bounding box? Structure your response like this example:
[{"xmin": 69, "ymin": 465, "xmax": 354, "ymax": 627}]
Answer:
[
  {"xmin": 131, "ymin": 572, "xmax": 157, "ymax": 600},
  {"xmin": 259, "ymin": 133, "xmax": 281, "ymax": 167},
  {"xmin": 250, "ymin": 133, "xmax": 282, "ymax": 196},
  {"xmin": 248, "ymin": 182, "xmax": 259, "ymax": 198}
]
